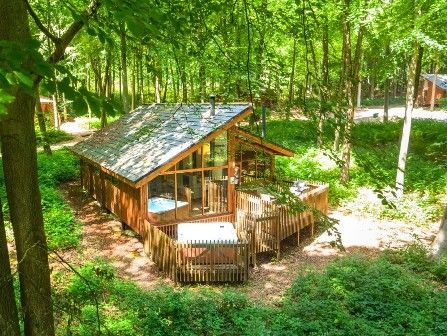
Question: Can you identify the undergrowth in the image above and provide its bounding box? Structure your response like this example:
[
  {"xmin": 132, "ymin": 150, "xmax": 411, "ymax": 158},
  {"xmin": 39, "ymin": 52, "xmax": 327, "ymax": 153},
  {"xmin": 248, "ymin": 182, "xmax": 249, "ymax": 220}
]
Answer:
[
  {"xmin": 264, "ymin": 118, "xmax": 447, "ymax": 225},
  {"xmin": 1, "ymin": 149, "xmax": 80, "ymax": 250},
  {"xmin": 35, "ymin": 128, "xmax": 74, "ymax": 146},
  {"xmin": 53, "ymin": 245, "xmax": 447, "ymax": 336}
]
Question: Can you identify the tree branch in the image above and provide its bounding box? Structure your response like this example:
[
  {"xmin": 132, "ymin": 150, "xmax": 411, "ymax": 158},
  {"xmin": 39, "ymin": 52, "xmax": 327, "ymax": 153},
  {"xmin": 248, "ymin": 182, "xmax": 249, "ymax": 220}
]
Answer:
[
  {"xmin": 24, "ymin": 0, "xmax": 60, "ymax": 44},
  {"xmin": 49, "ymin": 0, "xmax": 101, "ymax": 65}
]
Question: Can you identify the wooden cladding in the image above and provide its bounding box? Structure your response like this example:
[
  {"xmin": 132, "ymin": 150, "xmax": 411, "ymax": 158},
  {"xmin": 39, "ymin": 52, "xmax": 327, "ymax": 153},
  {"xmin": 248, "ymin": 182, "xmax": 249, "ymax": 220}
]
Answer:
[{"xmin": 81, "ymin": 161, "xmax": 143, "ymax": 234}]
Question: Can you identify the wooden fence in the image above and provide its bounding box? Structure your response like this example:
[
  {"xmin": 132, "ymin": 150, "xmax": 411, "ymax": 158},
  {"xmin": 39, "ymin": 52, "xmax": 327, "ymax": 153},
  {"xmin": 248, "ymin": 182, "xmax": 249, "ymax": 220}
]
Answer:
[
  {"xmin": 235, "ymin": 182, "xmax": 328, "ymax": 264},
  {"xmin": 143, "ymin": 181, "xmax": 328, "ymax": 281},
  {"xmin": 143, "ymin": 219, "xmax": 249, "ymax": 283}
]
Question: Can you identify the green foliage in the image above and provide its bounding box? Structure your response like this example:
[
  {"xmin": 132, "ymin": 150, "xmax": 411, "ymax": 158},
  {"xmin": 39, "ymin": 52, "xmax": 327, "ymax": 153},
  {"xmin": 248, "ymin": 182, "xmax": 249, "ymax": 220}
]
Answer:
[
  {"xmin": 361, "ymin": 97, "xmax": 406, "ymax": 107},
  {"xmin": 35, "ymin": 128, "xmax": 74, "ymax": 146},
  {"xmin": 276, "ymin": 252, "xmax": 447, "ymax": 336},
  {"xmin": 53, "ymin": 259, "xmax": 270, "ymax": 336},
  {"xmin": 53, "ymin": 248, "xmax": 447, "ymax": 336},
  {"xmin": 0, "ymin": 149, "xmax": 80, "ymax": 250},
  {"xmin": 263, "ymin": 118, "xmax": 447, "ymax": 225},
  {"xmin": 37, "ymin": 149, "xmax": 80, "ymax": 186}
]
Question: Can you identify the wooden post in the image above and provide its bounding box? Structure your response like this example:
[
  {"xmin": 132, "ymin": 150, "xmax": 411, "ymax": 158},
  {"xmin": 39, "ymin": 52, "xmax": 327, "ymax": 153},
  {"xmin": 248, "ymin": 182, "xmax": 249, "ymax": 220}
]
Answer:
[
  {"xmin": 79, "ymin": 159, "xmax": 84, "ymax": 189},
  {"xmin": 88, "ymin": 165, "xmax": 94, "ymax": 196},
  {"xmin": 100, "ymin": 170, "xmax": 107, "ymax": 209},
  {"xmin": 227, "ymin": 129, "xmax": 236, "ymax": 213},
  {"xmin": 174, "ymin": 173, "xmax": 178, "ymax": 219},
  {"xmin": 140, "ymin": 184, "xmax": 148, "ymax": 234}
]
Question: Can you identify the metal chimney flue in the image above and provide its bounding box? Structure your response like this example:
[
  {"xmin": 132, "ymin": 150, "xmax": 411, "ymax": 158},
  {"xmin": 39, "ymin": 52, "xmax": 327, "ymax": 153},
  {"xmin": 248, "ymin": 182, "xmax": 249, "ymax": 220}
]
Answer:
[{"xmin": 210, "ymin": 94, "xmax": 216, "ymax": 116}]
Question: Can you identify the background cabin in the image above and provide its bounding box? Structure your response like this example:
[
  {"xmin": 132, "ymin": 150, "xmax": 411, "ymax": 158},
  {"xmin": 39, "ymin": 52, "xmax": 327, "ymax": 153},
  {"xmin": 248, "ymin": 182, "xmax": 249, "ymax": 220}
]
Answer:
[{"xmin": 417, "ymin": 74, "xmax": 447, "ymax": 106}]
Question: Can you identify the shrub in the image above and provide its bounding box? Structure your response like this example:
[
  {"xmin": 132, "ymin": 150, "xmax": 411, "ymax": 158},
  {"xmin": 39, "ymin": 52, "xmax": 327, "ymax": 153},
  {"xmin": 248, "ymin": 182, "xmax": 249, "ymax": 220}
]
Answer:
[
  {"xmin": 35, "ymin": 128, "xmax": 73, "ymax": 145},
  {"xmin": 53, "ymin": 251, "xmax": 447, "ymax": 336},
  {"xmin": 275, "ymin": 254, "xmax": 447, "ymax": 335}
]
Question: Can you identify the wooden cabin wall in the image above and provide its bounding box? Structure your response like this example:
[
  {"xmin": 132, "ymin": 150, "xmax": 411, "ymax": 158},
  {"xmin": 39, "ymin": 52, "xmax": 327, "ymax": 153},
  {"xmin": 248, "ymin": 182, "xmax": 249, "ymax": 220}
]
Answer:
[{"xmin": 80, "ymin": 160, "xmax": 144, "ymax": 235}]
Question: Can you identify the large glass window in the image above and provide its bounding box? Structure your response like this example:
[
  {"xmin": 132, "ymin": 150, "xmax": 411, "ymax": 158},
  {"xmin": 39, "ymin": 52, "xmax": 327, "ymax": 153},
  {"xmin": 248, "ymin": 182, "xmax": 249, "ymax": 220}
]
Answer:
[
  {"xmin": 204, "ymin": 131, "xmax": 227, "ymax": 167},
  {"xmin": 176, "ymin": 172, "xmax": 203, "ymax": 217},
  {"xmin": 177, "ymin": 148, "xmax": 202, "ymax": 170}
]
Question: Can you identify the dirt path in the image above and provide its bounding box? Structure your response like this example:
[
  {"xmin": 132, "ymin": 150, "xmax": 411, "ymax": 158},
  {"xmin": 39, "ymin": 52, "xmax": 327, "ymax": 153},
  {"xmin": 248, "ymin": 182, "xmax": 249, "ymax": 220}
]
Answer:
[
  {"xmin": 55, "ymin": 181, "xmax": 172, "ymax": 289},
  {"xmin": 58, "ymin": 181, "xmax": 439, "ymax": 302}
]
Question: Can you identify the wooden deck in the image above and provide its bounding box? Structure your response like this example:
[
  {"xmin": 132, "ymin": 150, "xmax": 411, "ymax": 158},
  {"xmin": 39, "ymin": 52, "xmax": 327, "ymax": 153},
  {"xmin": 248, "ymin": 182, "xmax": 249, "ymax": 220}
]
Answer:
[
  {"xmin": 235, "ymin": 182, "xmax": 329, "ymax": 265},
  {"xmin": 143, "ymin": 181, "xmax": 329, "ymax": 283}
]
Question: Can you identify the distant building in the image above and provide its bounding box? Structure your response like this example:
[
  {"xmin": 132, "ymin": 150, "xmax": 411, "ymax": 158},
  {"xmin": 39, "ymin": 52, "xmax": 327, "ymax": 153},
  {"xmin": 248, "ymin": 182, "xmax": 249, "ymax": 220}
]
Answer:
[
  {"xmin": 39, "ymin": 96, "xmax": 53, "ymax": 112},
  {"xmin": 417, "ymin": 74, "xmax": 447, "ymax": 106}
]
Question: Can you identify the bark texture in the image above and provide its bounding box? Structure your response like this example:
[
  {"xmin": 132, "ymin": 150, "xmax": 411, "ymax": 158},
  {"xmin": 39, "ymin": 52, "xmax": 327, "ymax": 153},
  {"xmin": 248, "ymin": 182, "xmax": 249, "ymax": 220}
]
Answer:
[
  {"xmin": 0, "ymin": 199, "xmax": 20, "ymax": 336},
  {"xmin": 395, "ymin": 42, "xmax": 419, "ymax": 197},
  {"xmin": 0, "ymin": 0, "xmax": 55, "ymax": 334}
]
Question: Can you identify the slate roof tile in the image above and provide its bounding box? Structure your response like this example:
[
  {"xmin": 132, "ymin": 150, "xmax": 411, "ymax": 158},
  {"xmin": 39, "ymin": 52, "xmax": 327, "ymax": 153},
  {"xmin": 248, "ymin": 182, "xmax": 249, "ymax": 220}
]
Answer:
[{"xmin": 71, "ymin": 103, "xmax": 251, "ymax": 183}]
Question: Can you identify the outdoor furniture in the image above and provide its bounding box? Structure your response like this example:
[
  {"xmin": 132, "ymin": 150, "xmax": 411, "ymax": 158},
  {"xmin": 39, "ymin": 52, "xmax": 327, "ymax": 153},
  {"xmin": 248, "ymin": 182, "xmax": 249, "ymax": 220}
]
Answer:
[
  {"xmin": 177, "ymin": 222, "xmax": 238, "ymax": 243},
  {"xmin": 178, "ymin": 222, "xmax": 238, "ymax": 264}
]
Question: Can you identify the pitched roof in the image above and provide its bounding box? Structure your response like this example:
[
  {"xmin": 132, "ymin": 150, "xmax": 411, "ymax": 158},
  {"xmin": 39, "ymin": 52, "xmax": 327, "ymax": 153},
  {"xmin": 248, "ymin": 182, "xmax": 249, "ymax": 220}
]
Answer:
[
  {"xmin": 424, "ymin": 74, "xmax": 447, "ymax": 90},
  {"xmin": 71, "ymin": 103, "xmax": 252, "ymax": 184}
]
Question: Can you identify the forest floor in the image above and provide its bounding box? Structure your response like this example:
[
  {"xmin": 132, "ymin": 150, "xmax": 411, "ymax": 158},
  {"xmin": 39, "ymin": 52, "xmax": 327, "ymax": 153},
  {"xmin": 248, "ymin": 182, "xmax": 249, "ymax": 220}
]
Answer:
[
  {"xmin": 57, "ymin": 180, "xmax": 440, "ymax": 303},
  {"xmin": 354, "ymin": 106, "xmax": 447, "ymax": 121}
]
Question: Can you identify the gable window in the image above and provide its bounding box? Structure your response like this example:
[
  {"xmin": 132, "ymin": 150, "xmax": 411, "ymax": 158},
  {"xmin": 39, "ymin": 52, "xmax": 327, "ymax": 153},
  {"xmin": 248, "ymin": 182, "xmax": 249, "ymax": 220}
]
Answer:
[{"xmin": 147, "ymin": 130, "xmax": 229, "ymax": 222}]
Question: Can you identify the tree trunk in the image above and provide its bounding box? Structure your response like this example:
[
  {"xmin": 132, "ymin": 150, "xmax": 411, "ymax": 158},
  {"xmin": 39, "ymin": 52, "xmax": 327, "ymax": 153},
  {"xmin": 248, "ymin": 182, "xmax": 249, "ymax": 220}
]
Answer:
[
  {"xmin": 395, "ymin": 42, "xmax": 420, "ymax": 197},
  {"xmin": 154, "ymin": 74, "xmax": 161, "ymax": 103},
  {"xmin": 340, "ymin": 0, "xmax": 364, "ymax": 184},
  {"xmin": 100, "ymin": 45, "xmax": 111, "ymax": 129},
  {"xmin": 138, "ymin": 49, "xmax": 144, "ymax": 104},
  {"xmin": 287, "ymin": 38, "xmax": 297, "ymax": 119},
  {"xmin": 181, "ymin": 62, "xmax": 187, "ymax": 102},
  {"xmin": 0, "ymin": 1, "xmax": 55, "ymax": 335},
  {"xmin": 432, "ymin": 205, "xmax": 447, "ymax": 258},
  {"xmin": 62, "ymin": 92, "xmax": 68, "ymax": 122},
  {"xmin": 119, "ymin": 23, "xmax": 129, "ymax": 113},
  {"xmin": 52, "ymin": 94, "xmax": 60, "ymax": 129},
  {"xmin": 356, "ymin": 81, "xmax": 362, "ymax": 108},
  {"xmin": 199, "ymin": 61, "xmax": 206, "ymax": 103},
  {"xmin": 384, "ymin": 77, "xmax": 390, "ymax": 122},
  {"xmin": 35, "ymin": 87, "xmax": 52, "ymax": 155},
  {"xmin": 318, "ymin": 18, "xmax": 329, "ymax": 147},
  {"xmin": 430, "ymin": 61, "xmax": 438, "ymax": 111},
  {"xmin": 170, "ymin": 61, "xmax": 177, "ymax": 102},
  {"xmin": 369, "ymin": 76, "xmax": 375, "ymax": 99},
  {"xmin": 162, "ymin": 65, "xmax": 168, "ymax": 102},
  {"xmin": 0, "ymin": 199, "xmax": 20, "ymax": 336},
  {"xmin": 131, "ymin": 52, "xmax": 136, "ymax": 110}
]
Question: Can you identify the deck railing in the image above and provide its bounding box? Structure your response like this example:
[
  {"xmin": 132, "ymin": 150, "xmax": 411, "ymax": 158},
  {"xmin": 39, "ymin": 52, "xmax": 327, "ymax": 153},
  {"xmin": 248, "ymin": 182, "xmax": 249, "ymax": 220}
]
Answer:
[
  {"xmin": 235, "ymin": 181, "xmax": 328, "ymax": 264},
  {"xmin": 143, "ymin": 180, "xmax": 328, "ymax": 282},
  {"xmin": 143, "ymin": 219, "xmax": 249, "ymax": 283}
]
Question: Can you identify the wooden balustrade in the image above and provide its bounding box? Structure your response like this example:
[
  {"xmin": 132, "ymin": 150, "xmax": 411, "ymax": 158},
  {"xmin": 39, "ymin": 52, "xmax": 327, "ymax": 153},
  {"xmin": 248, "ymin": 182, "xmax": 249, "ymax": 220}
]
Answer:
[
  {"xmin": 143, "ymin": 180, "xmax": 328, "ymax": 282},
  {"xmin": 144, "ymin": 219, "xmax": 249, "ymax": 283},
  {"xmin": 235, "ymin": 182, "xmax": 328, "ymax": 262}
]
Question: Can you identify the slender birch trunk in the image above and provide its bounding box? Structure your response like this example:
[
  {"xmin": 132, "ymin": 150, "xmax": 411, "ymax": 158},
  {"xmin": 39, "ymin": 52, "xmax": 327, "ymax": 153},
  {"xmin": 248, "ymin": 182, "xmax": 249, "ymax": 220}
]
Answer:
[
  {"xmin": 430, "ymin": 62, "xmax": 438, "ymax": 111},
  {"xmin": 395, "ymin": 42, "xmax": 419, "ymax": 197}
]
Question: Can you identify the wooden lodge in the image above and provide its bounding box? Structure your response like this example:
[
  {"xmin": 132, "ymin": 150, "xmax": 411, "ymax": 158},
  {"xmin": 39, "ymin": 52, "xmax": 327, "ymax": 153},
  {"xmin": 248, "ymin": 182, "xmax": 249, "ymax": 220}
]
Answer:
[
  {"xmin": 417, "ymin": 74, "xmax": 447, "ymax": 106},
  {"xmin": 71, "ymin": 102, "xmax": 328, "ymax": 283}
]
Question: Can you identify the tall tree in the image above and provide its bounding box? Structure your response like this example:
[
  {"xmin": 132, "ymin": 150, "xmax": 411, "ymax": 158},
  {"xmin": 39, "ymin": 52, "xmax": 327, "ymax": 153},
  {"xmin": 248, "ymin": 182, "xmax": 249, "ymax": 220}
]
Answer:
[
  {"xmin": 340, "ymin": 0, "xmax": 364, "ymax": 184},
  {"xmin": 0, "ymin": 199, "xmax": 20, "ymax": 336},
  {"xmin": 0, "ymin": 0, "xmax": 55, "ymax": 334}
]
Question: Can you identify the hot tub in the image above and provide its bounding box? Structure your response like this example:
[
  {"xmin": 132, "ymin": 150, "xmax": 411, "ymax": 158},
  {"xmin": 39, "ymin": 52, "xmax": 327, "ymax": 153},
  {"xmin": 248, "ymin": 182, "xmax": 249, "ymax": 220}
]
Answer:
[{"xmin": 148, "ymin": 197, "xmax": 189, "ymax": 222}]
